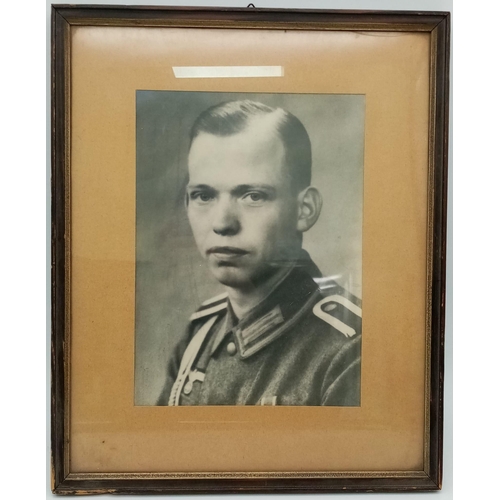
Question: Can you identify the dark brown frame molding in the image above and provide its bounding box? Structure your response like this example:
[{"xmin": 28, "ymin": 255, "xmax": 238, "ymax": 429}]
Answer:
[{"xmin": 51, "ymin": 5, "xmax": 450, "ymax": 494}]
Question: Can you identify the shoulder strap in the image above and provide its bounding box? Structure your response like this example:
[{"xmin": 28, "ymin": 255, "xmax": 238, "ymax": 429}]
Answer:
[
  {"xmin": 168, "ymin": 314, "xmax": 218, "ymax": 406},
  {"xmin": 313, "ymin": 294, "xmax": 362, "ymax": 338},
  {"xmin": 189, "ymin": 294, "xmax": 228, "ymax": 322}
]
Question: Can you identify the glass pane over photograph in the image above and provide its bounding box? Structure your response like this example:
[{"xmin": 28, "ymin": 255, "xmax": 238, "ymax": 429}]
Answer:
[{"xmin": 134, "ymin": 91, "xmax": 365, "ymax": 406}]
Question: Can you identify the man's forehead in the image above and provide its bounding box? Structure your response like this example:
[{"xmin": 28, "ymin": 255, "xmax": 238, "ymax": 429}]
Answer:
[{"xmin": 188, "ymin": 138, "xmax": 286, "ymax": 184}]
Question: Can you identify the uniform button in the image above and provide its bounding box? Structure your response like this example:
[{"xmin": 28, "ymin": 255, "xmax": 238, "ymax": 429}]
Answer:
[
  {"xmin": 226, "ymin": 342, "xmax": 237, "ymax": 356},
  {"xmin": 183, "ymin": 381, "xmax": 193, "ymax": 395}
]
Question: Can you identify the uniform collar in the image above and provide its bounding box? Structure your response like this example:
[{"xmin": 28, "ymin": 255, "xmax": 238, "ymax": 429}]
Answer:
[{"xmin": 211, "ymin": 252, "xmax": 321, "ymax": 359}]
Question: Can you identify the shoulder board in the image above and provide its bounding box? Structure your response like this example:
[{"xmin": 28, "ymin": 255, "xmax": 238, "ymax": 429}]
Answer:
[
  {"xmin": 201, "ymin": 292, "xmax": 228, "ymax": 306},
  {"xmin": 312, "ymin": 294, "xmax": 362, "ymax": 338},
  {"xmin": 189, "ymin": 293, "xmax": 228, "ymax": 322}
]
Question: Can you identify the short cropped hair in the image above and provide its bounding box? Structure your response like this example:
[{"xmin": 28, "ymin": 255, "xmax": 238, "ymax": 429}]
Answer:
[{"xmin": 189, "ymin": 100, "xmax": 312, "ymax": 191}]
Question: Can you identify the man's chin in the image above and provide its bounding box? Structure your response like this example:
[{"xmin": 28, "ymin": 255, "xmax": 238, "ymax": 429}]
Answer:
[
  {"xmin": 210, "ymin": 266, "xmax": 252, "ymax": 289},
  {"xmin": 209, "ymin": 263, "xmax": 280, "ymax": 290}
]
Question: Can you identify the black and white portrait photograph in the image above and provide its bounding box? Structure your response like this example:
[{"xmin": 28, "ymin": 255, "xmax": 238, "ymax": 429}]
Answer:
[{"xmin": 134, "ymin": 91, "xmax": 364, "ymax": 406}]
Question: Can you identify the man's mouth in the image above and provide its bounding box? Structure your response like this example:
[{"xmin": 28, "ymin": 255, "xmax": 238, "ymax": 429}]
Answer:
[{"xmin": 207, "ymin": 246, "xmax": 249, "ymax": 260}]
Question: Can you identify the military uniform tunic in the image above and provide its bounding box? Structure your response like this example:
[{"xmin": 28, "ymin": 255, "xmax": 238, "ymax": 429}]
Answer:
[{"xmin": 157, "ymin": 259, "xmax": 362, "ymax": 406}]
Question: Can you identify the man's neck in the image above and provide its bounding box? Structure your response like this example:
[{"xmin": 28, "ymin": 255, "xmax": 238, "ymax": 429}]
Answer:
[{"xmin": 225, "ymin": 265, "xmax": 294, "ymax": 320}]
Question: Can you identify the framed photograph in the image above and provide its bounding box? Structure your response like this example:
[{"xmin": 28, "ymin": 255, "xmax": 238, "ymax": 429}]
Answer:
[{"xmin": 51, "ymin": 5, "xmax": 450, "ymax": 494}]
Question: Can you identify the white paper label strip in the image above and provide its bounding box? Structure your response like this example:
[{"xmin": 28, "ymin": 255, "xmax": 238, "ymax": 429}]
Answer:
[{"xmin": 172, "ymin": 66, "xmax": 284, "ymax": 79}]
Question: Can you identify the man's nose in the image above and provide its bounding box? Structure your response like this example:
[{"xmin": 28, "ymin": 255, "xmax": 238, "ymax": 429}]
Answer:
[{"xmin": 212, "ymin": 197, "xmax": 240, "ymax": 236}]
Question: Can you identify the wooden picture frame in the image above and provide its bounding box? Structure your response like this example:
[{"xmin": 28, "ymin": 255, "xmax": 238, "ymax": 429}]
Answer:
[{"xmin": 51, "ymin": 5, "xmax": 450, "ymax": 494}]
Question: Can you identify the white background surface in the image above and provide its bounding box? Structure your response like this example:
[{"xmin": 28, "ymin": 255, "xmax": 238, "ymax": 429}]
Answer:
[{"xmin": 2, "ymin": 0, "xmax": 497, "ymax": 498}]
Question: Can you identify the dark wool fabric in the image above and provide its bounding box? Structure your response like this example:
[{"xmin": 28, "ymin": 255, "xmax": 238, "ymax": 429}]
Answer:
[{"xmin": 158, "ymin": 256, "xmax": 362, "ymax": 406}]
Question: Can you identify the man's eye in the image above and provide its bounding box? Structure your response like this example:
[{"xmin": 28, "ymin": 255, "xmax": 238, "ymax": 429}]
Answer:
[
  {"xmin": 242, "ymin": 192, "xmax": 266, "ymax": 204},
  {"xmin": 191, "ymin": 192, "xmax": 214, "ymax": 203}
]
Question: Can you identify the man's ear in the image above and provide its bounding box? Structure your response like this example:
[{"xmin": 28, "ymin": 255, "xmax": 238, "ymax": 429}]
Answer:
[{"xmin": 296, "ymin": 187, "xmax": 322, "ymax": 233}]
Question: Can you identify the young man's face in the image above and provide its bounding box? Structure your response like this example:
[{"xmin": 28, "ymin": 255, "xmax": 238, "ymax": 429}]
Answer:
[{"xmin": 186, "ymin": 121, "xmax": 301, "ymax": 290}]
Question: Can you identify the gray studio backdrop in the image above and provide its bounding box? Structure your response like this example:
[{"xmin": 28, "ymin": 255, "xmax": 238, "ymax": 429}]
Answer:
[{"xmin": 135, "ymin": 91, "xmax": 365, "ymax": 405}]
